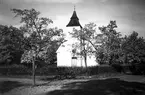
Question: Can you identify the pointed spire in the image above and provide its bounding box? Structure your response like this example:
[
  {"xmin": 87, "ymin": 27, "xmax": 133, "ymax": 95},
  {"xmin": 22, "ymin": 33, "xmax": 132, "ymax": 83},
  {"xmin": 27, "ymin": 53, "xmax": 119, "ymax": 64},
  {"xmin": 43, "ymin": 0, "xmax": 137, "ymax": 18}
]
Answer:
[
  {"xmin": 74, "ymin": 5, "xmax": 75, "ymax": 11},
  {"xmin": 71, "ymin": 10, "xmax": 78, "ymax": 19},
  {"xmin": 66, "ymin": 6, "xmax": 82, "ymax": 27}
]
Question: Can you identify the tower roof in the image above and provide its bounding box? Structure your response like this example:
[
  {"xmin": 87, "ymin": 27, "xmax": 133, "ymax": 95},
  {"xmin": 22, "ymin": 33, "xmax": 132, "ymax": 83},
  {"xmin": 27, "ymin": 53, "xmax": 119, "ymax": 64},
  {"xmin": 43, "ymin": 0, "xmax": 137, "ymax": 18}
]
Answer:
[
  {"xmin": 71, "ymin": 10, "xmax": 79, "ymax": 20},
  {"xmin": 66, "ymin": 6, "xmax": 82, "ymax": 28}
]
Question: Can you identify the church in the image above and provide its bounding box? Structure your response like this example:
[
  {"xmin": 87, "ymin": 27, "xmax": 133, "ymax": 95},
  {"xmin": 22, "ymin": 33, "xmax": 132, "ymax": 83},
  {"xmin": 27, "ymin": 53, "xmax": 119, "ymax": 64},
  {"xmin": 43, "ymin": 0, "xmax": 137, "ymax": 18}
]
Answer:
[{"xmin": 56, "ymin": 7, "xmax": 99, "ymax": 67}]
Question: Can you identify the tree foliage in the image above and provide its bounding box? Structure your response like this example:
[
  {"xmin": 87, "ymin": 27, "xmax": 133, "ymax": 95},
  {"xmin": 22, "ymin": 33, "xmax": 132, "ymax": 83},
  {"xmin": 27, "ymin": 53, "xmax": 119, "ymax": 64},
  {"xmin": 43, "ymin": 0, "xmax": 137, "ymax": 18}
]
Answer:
[
  {"xmin": 0, "ymin": 25, "xmax": 24, "ymax": 65},
  {"xmin": 122, "ymin": 31, "xmax": 145, "ymax": 64},
  {"xmin": 70, "ymin": 23, "xmax": 102, "ymax": 67},
  {"xmin": 11, "ymin": 8, "xmax": 64, "ymax": 64},
  {"xmin": 71, "ymin": 23, "xmax": 99, "ymax": 51},
  {"xmin": 97, "ymin": 21, "xmax": 122, "ymax": 65},
  {"xmin": 11, "ymin": 8, "xmax": 64, "ymax": 85}
]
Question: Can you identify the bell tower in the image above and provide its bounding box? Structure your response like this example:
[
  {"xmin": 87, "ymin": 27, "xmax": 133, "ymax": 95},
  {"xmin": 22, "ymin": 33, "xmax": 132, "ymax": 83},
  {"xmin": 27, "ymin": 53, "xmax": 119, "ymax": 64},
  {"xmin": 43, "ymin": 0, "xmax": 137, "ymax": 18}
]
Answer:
[{"xmin": 66, "ymin": 6, "xmax": 82, "ymax": 28}]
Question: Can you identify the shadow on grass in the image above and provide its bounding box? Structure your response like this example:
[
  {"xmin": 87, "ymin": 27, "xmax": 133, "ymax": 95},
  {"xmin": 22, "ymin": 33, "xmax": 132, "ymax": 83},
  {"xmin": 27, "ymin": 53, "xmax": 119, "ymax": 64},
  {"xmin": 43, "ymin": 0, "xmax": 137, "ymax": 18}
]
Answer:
[
  {"xmin": 47, "ymin": 78, "xmax": 145, "ymax": 95},
  {"xmin": 39, "ymin": 76, "xmax": 56, "ymax": 81},
  {"xmin": 0, "ymin": 81, "xmax": 29, "ymax": 94}
]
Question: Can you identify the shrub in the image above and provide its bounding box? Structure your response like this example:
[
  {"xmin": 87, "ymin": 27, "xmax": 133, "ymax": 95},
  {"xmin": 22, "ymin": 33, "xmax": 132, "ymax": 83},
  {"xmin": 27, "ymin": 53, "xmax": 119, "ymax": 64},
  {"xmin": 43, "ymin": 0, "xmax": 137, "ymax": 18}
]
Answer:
[
  {"xmin": 111, "ymin": 64, "xmax": 124, "ymax": 73},
  {"xmin": 55, "ymin": 66, "xmax": 119, "ymax": 79},
  {"xmin": 129, "ymin": 64, "xmax": 145, "ymax": 75},
  {"xmin": 0, "ymin": 64, "xmax": 31, "ymax": 75},
  {"xmin": 0, "ymin": 64, "xmax": 121, "ymax": 77},
  {"xmin": 36, "ymin": 66, "xmax": 57, "ymax": 76},
  {"xmin": 55, "ymin": 66, "xmax": 99, "ymax": 79}
]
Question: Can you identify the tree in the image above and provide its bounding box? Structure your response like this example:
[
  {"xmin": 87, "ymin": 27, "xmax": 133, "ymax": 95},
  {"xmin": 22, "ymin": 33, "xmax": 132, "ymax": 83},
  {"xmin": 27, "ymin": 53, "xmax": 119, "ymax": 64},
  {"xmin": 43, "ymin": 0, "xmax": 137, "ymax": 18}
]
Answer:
[
  {"xmin": 121, "ymin": 31, "xmax": 145, "ymax": 74},
  {"xmin": 44, "ymin": 39, "xmax": 64, "ymax": 64},
  {"xmin": 71, "ymin": 21, "xmax": 123, "ymax": 66},
  {"xmin": 70, "ymin": 22, "xmax": 101, "ymax": 67},
  {"xmin": 0, "ymin": 25, "xmax": 24, "ymax": 65},
  {"xmin": 122, "ymin": 31, "xmax": 145, "ymax": 64},
  {"xmin": 11, "ymin": 8, "xmax": 64, "ymax": 85},
  {"xmin": 98, "ymin": 21, "xmax": 122, "ymax": 65}
]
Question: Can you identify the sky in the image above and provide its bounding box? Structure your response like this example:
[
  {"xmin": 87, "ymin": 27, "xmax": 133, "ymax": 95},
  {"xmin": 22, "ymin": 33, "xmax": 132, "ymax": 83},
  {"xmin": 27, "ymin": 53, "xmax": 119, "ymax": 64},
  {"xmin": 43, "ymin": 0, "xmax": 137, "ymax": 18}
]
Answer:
[{"xmin": 0, "ymin": 0, "xmax": 145, "ymax": 37}]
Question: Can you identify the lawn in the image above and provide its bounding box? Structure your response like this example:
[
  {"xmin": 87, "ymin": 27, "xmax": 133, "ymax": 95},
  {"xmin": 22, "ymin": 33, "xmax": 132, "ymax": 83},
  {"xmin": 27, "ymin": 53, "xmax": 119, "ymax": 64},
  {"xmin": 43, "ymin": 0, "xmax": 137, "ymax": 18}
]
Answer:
[
  {"xmin": 0, "ymin": 75, "xmax": 145, "ymax": 95},
  {"xmin": 0, "ymin": 81, "xmax": 29, "ymax": 94},
  {"xmin": 47, "ymin": 78, "xmax": 145, "ymax": 95}
]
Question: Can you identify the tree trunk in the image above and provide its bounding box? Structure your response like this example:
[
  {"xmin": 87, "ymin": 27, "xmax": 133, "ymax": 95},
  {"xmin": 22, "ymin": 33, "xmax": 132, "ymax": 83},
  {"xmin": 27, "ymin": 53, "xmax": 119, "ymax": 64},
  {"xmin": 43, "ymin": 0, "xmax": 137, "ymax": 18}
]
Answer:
[
  {"xmin": 32, "ymin": 59, "xmax": 36, "ymax": 86},
  {"xmin": 83, "ymin": 40, "xmax": 87, "ymax": 68},
  {"xmin": 84, "ymin": 49, "xmax": 87, "ymax": 68},
  {"xmin": 80, "ymin": 37, "xmax": 83, "ymax": 67}
]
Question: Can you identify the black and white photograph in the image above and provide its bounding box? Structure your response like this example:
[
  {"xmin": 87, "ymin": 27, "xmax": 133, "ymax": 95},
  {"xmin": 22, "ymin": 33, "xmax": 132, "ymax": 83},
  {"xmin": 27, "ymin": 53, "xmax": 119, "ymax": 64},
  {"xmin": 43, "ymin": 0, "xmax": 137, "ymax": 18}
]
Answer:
[{"xmin": 0, "ymin": 0, "xmax": 145, "ymax": 95}]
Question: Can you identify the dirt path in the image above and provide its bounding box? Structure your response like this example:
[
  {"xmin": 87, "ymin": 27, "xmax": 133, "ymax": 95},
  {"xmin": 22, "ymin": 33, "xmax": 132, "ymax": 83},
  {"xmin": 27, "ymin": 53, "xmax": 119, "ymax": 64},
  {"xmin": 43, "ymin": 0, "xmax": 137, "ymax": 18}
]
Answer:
[{"xmin": 0, "ymin": 75, "xmax": 145, "ymax": 95}]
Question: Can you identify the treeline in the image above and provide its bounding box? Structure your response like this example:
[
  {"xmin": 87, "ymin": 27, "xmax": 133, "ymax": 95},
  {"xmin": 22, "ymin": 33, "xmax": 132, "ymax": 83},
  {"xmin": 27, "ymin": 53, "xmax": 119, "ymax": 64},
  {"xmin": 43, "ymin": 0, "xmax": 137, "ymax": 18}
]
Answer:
[
  {"xmin": 71, "ymin": 21, "xmax": 145, "ymax": 65},
  {"xmin": 0, "ymin": 8, "xmax": 145, "ymax": 73},
  {"xmin": 0, "ymin": 8, "xmax": 65, "ymax": 67},
  {"xmin": 96, "ymin": 21, "xmax": 145, "ymax": 66},
  {"xmin": 71, "ymin": 21, "xmax": 145, "ymax": 74},
  {"xmin": 0, "ymin": 25, "xmax": 64, "ymax": 66}
]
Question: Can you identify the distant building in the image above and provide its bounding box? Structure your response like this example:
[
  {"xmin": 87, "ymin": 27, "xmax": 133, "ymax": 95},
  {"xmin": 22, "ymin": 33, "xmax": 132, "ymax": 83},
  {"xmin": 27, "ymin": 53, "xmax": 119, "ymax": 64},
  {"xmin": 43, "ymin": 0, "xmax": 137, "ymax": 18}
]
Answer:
[
  {"xmin": 56, "ymin": 7, "xmax": 100, "ymax": 67},
  {"xmin": 56, "ymin": 38, "xmax": 98, "ymax": 67}
]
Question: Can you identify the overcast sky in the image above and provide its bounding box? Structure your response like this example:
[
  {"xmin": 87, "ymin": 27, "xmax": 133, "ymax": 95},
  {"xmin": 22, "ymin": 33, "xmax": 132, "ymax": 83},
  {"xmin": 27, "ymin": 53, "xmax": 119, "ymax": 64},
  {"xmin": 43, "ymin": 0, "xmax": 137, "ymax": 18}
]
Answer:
[{"xmin": 0, "ymin": 0, "xmax": 145, "ymax": 37}]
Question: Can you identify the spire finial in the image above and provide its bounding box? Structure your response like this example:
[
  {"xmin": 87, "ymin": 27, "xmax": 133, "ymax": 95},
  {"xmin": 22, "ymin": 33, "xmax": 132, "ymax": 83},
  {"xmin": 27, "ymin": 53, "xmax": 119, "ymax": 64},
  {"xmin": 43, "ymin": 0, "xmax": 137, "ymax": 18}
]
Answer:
[{"xmin": 74, "ymin": 5, "xmax": 75, "ymax": 11}]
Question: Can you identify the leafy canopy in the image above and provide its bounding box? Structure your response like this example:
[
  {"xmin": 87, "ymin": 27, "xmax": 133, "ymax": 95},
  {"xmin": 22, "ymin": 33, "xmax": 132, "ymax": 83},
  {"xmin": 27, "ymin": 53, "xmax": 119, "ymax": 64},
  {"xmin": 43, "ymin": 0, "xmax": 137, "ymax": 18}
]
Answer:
[{"xmin": 11, "ymin": 8, "xmax": 64, "ymax": 63}]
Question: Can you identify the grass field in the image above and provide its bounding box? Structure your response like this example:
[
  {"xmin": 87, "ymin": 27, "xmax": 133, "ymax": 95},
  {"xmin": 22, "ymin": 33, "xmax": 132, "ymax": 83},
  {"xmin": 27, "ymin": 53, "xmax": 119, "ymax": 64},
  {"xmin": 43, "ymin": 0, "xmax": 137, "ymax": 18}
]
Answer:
[
  {"xmin": 0, "ymin": 75, "xmax": 145, "ymax": 95},
  {"xmin": 47, "ymin": 78, "xmax": 145, "ymax": 95},
  {"xmin": 0, "ymin": 64, "xmax": 145, "ymax": 95}
]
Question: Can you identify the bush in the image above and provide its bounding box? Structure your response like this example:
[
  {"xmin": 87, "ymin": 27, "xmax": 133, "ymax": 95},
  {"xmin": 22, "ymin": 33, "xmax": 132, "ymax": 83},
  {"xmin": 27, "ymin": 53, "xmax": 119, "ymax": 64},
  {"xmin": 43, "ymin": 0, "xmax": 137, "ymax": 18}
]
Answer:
[
  {"xmin": 55, "ymin": 66, "xmax": 99, "ymax": 79},
  {"xmin": 36, "ymin": 66, "xmax": 57, "ymax": 76},
  {"xmin": 0, "ymin": 64, "xmax": 120, "ymax": 77},
  {"xmin": 0, "ymin": 64, "xmax": 57, "ymax": 76},
  {"xmin": 138, "ymin": 64, "xmax": 145, "ymax": 75},
  {"xmin": 129, "ymin": 64, "xmax": 145, "ymax": 75},
  {"xmin": 55, "ymin": 66, "xmax": 119, "ymax": 79},
  {"xmin": 111, "ymin": 64, "xmax": 124, "ymax": 73},
  {"xmin": 98, "ymin": 65, "xmax": 117, "ymax": 74},
  {"xmin": 0, "ymin": 64, "xmax": 31, "ymax": 75},
  {"xmin": 110, "ymin": 63, "xmax": 145, "ymax": 75}
]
